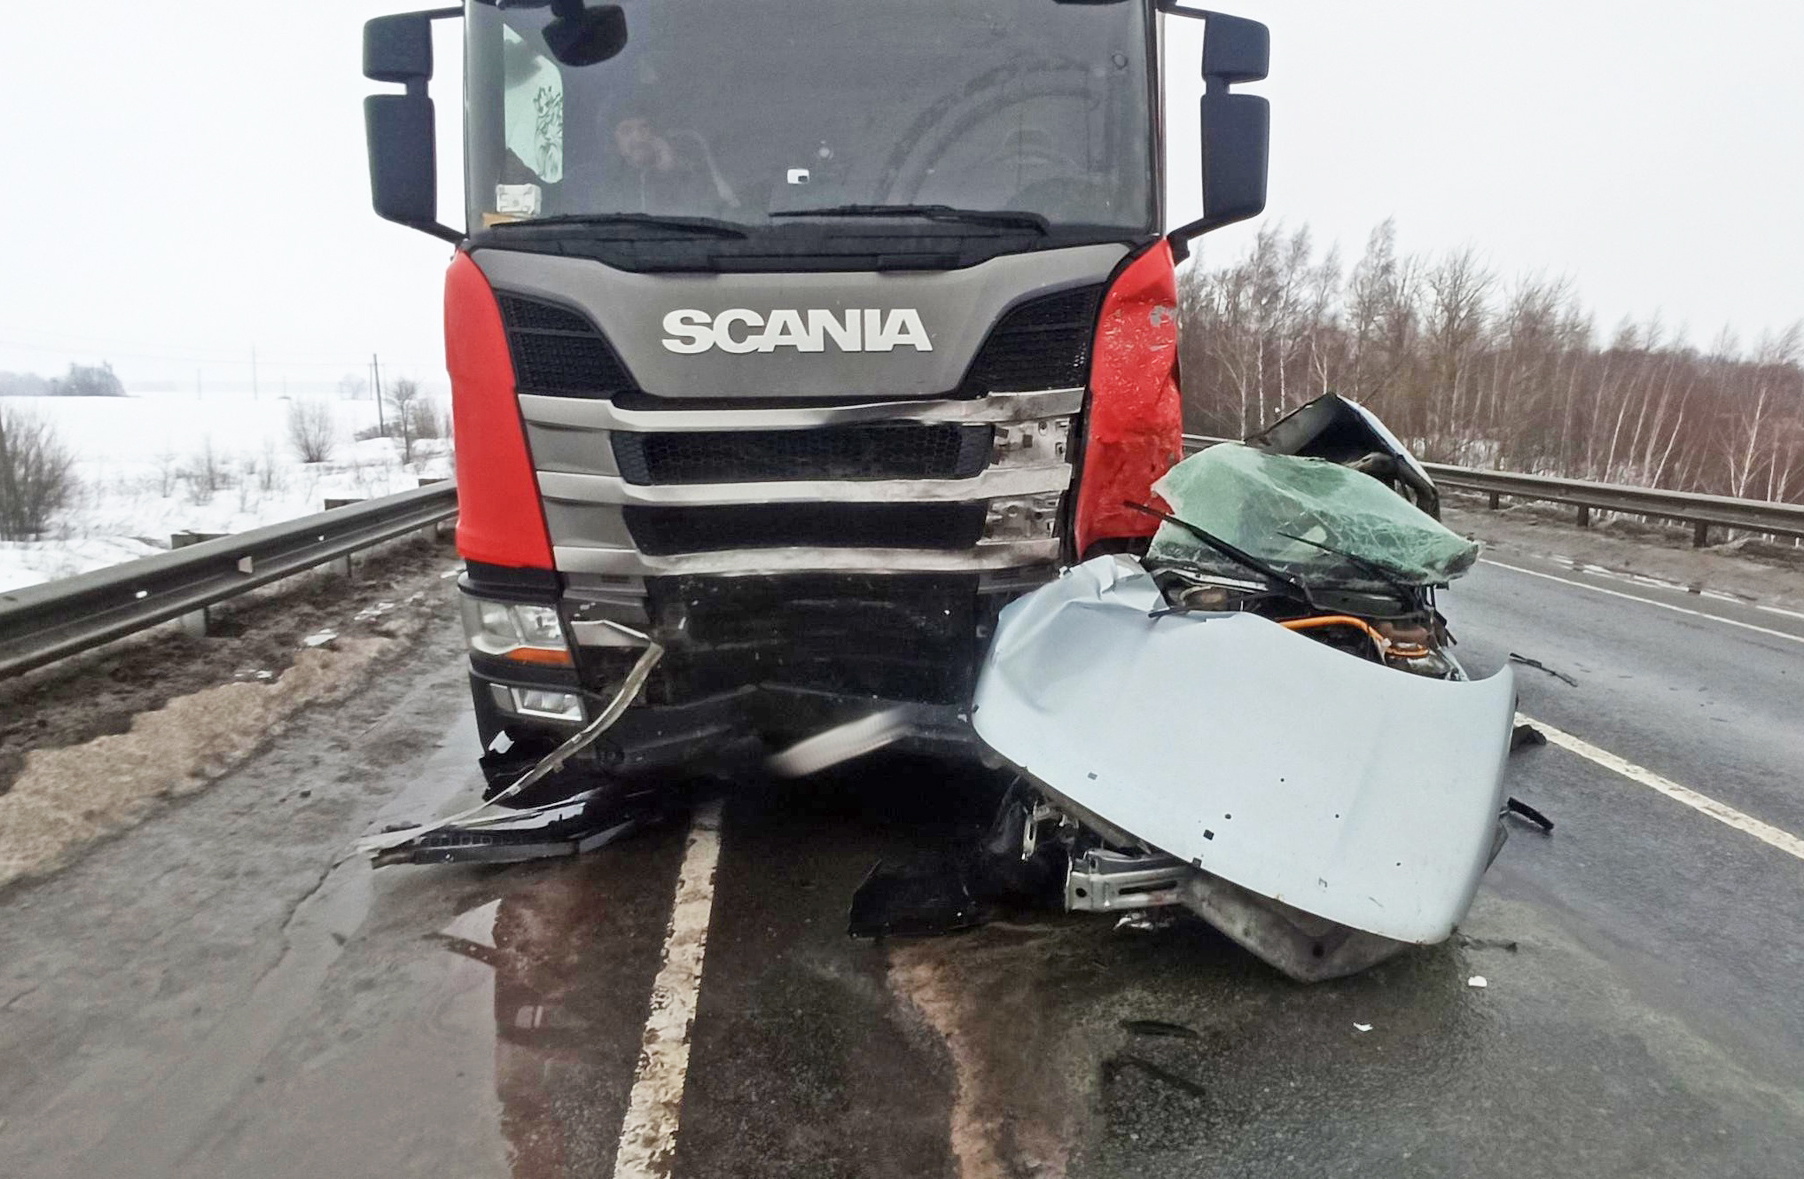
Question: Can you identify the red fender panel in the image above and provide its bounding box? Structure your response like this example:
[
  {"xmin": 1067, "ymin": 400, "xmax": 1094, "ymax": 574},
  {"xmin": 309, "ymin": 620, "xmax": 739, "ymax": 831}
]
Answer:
[
  {"xmin": 445, "ymin": 251, "xmax": 556, "ymax": 569},
  {"xmin": 1072, "ymin": 240, "xmax": 1184, "ymax": 557}
]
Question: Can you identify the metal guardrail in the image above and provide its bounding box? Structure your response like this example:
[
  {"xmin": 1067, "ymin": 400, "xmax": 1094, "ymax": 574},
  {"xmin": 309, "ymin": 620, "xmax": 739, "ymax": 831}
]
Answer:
[
  {"xmin": 1182, "ymin": 434, "xmax": 1804, "ymax": 547},
  {"xmin": 0, "ymin": 483, "xmax": 457, "ymax": 679}
]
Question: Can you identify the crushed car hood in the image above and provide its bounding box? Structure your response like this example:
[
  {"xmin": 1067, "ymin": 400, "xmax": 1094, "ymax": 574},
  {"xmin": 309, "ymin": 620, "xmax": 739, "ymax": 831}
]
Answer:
[{"xmin": 971, "ymin": 556, "xmax": 1516, "ymax": 944}]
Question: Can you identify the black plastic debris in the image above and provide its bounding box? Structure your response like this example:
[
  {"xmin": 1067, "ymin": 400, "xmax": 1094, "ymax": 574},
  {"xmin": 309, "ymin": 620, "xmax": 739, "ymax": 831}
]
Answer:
[
  {"xmin": 848, "ymin": 852, "xmax": 983, "ymax": 938},
  {"xmin": 1505, "ymin": 797, "xmax": 1555, "ymax": 834},
  {"xmin": 1508, "ymin": 653, "xmax": 1579, "ymax": 686},
  {"xmin": 1119, "ymin": 1019, "xmax": 1202, "ymax": 1040}
]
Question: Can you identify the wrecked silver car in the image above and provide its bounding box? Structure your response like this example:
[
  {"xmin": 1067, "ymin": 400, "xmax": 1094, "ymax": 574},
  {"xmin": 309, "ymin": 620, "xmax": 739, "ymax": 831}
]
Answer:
[
  {"xmin": 366, "ymin": 395, "xmax": 1522, "ymax": 981},
  {"xmin": 966, "ymin": 397, "xmax": 1518, "ymax": 981}
]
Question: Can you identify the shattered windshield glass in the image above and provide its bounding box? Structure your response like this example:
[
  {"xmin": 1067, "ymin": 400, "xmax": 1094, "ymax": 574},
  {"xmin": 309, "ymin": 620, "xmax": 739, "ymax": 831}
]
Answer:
[{"xmin": 1147, "ymin": 444, "xmax": 1481, "ymax": 589}]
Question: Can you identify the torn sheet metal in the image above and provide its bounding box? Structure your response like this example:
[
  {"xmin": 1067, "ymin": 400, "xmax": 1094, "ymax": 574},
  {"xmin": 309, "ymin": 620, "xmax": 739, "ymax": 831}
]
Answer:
[
  {"xmin": 359, "ymin": 630, "xmax": 664, "ymax": 867},
  {"xmin": 1245, "ymin": 392, "xmax": 1442, "ymax": 516},
  {"xmin": 971, "ymin": 555, "xmax": 1516, "ymax": 948}
]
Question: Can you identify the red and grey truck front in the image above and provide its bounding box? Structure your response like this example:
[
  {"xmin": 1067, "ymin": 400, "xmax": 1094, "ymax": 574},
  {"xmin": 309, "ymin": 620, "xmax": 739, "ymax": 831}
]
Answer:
[{"xmin": 361, "ymin": 0, "xmax": 1270, "ymax": 803}]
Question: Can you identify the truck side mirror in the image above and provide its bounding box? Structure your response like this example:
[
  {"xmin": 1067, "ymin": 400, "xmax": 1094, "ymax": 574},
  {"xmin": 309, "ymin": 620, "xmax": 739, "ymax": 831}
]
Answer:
[
  {"xmin": 364, "ymin": 11, "xmax": 436, "ymax": 84},
  {"xmin": 1165, "ymin": 8, "xmax": 1270, "ymax": 258},
  {"xmin": 363, "ymin": 9, "xmax": 463, "ymax": 244}
]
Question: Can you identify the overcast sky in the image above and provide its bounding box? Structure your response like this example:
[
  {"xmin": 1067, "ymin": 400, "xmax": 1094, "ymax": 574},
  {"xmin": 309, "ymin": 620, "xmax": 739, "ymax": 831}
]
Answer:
[{"xmin": 1, "ymin": 1, "xmax": 1799, "ymax": 395}]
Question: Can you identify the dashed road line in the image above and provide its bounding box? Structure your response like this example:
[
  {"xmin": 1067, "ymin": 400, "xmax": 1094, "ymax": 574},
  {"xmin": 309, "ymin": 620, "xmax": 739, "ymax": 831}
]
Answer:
[
  {"xmin": 1757, "ymin": 603, "xmax": 1804, "ymax": 623},
  {"xmin": 1521, "ymin": 713, "xmax": 1804, "ymax": 862},
  {"xmin": 612, "ymin": 797, "xmax": 725, "ymax": 1179},
  {"xmin": 1482, "ymin": 560, "xmax": 1804, "ymax": 646}
]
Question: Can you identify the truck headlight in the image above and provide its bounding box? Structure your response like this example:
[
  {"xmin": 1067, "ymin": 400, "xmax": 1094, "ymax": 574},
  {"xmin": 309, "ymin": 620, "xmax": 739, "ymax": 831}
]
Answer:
[
  {"xmin": 489, "ymin": 684, "xmax": 585, "ymax": 723},
  {"xmin": 462, "ymin": 598, "xmax": 573, "ymax": 666}
]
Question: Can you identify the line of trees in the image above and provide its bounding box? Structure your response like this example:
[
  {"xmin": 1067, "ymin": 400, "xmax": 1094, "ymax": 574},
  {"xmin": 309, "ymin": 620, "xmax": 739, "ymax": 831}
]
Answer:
[
  {"xmin": 1179, "ymin": 220, "xmax": 1804, "ymax": 503},
  {"xmin": 0, "ymin": 363, "xmax": 126, "ymax": 398}
]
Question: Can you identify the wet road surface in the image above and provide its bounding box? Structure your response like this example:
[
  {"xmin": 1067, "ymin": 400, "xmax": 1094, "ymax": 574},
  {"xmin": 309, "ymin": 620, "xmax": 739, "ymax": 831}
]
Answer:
[{"xmin": 2, "ymin": 549, "xmax": 1802, "ymax": 1177}]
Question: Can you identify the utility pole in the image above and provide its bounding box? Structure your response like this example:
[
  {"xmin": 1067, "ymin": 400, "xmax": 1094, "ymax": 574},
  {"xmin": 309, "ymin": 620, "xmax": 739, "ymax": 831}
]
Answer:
[{"xmin": 372, "ymin": 353, "xmax": 385, "ymax": 433}]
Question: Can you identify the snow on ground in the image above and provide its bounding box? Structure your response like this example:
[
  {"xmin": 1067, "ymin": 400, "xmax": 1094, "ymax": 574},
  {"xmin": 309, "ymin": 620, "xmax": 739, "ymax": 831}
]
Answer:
[{"xmin": 0, "ymin": 392, "xmax": 453, "ymax": 593}]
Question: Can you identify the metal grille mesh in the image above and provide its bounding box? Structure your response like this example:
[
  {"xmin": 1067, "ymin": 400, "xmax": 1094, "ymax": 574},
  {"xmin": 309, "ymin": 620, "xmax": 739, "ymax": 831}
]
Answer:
[
  {"xmin": 611, "ymin": 424, "xmax": 992, "ymax": 485},
  {"xmin": 496, "ymin": 293, "xmax": 636, "ymax": 397},
  {"xmin": 959, "ymin": 284, "xmax": 1103, "ymax": 394},
  {"xmin": 623, "ymin": 503, "xmax": 988, "ymax": 555}
]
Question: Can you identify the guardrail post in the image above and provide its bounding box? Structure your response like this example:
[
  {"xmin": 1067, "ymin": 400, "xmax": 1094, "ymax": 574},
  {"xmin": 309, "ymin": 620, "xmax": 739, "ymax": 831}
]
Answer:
[
  {"xmin": 1693, "ymin": 521, "xmax": 1710, "ymax": 548},
  {"xmin": 1487, "ymin": 491, "xmax": 1500, "ymax": 510},
  {"xmin": 1576, "ymin": 505, "xmax": 1590, "ymax": 528},
  {"xmin": 170, "ymin": 530, "xmax": 227, "ymax": 638}
]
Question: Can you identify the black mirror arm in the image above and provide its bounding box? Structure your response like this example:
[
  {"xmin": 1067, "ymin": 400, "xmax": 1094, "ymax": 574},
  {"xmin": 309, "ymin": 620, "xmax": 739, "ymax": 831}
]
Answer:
[{"xmin": 1165, "ymin": 12, "xmax": 1270, "ymax": 260}]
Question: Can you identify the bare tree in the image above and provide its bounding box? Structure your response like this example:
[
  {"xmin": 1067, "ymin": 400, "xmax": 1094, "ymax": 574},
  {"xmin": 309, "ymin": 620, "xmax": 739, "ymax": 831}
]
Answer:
[
  {"xmin": 184, "ymin": 438, "xmax": 225, "ymax": 502},
  {"xmin": 1179, "ymin": 217, "xmax": 1804, "ymax": 506},
  {"xmin": 385, "ymin": 378, "xmax": 424, "ymax": 463},
  {"xmin": 286, "ymin": 398, "xmax": 337, "ymax": 463},
  {"xmin": 0, "ymin": 403, "xmax": 78, "ymax": 540}
]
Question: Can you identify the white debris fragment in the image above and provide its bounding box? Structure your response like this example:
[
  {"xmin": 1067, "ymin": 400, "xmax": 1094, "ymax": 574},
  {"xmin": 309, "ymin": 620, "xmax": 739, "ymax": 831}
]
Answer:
[
  {"xmin": 301, "ymin": 630, "xmax": 338, "ymax": 649},
  {"xmin": 1467, "ymin": 975, "xmax": 1488, "ymax": 989},
  {"xmin": 1354, "ymin": 1023, "xmax": 1373, "ymax": 1033},
  {"xmin": 488, "ymin": 730, "xmax": 515, "ymax": 754}
]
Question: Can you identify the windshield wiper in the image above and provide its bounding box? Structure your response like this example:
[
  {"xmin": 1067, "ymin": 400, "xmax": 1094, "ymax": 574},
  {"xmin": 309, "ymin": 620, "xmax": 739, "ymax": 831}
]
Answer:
[
  {"xmin": 1125, "ymin": 501, "xmax": 1317, "ymax": 608},
  {"xmin": 1275, "ymin": 531, "xmax": 1423, "ymax": 605},
  {"xmin": 770, "ymin": 204, "xmax": 1049, "ymax": 234},
  {"xmin": 488, "ymin": 213, "xmax": 747, "ymax": 239}
]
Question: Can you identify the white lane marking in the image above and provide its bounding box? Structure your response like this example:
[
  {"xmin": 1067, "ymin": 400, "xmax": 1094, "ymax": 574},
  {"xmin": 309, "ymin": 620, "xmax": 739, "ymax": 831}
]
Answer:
[
  {"xmin": 612, "ymin": 797, "xmax": 725, "ymax": 1179},
  {"xmin": 1481, "ymin": 560, "xmax": 1804, "ymax": 646},
  {"xmin": 1520, "ymin": 713, "xmax": 1804, "ymax": 862},
  {"xmin": 1757, "ymin": 603, "xmax": 1804, "ymax": 623}
]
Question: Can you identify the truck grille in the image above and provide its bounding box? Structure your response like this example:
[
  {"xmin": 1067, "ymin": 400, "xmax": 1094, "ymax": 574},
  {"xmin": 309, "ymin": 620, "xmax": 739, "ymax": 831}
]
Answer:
[
  {"xmin": 611, "ymin": 424, "xmax": 992, "ymax": 485},
  {"xmin": 959, "ymin": 284, "xmax": 1103, "ymax": 394},
  {"xmin": 634, "ymin": 573, "xmax": 983, "ymax": 705},
  {"xmin": 496, "ymin": 293, "xmax": 637, "ymax": 398},
  {"xmin": 623, "ymin": 503, "xmax": 988, "ymax": 555}
]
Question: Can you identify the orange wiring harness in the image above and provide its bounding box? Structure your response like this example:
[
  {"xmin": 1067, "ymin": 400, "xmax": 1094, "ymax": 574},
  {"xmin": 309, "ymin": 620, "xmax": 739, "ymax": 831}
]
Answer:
[{"xmin": 1278, "ymin": 615, "xmax": 1433, "ymax": 660}]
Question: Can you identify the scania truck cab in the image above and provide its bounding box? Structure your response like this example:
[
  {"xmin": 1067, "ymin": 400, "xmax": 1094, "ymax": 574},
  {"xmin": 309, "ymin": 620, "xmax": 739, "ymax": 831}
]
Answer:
[{"xmin": 362, "ymin": 0, "xmax": 1269, "ymax": 803}]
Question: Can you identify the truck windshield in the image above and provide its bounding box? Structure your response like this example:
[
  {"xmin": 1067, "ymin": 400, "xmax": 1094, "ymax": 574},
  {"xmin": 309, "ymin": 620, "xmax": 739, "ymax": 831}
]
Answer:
[{"xmin": 465, "ymin": 0, "xmax": 1154, "ymax": 239}]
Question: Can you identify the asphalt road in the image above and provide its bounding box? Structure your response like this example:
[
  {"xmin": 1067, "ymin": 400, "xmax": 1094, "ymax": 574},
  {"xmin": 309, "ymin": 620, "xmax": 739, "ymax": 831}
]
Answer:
[{"xmin": 2, "ymin": 547, "xmax": 1801, "ymax": 1178}]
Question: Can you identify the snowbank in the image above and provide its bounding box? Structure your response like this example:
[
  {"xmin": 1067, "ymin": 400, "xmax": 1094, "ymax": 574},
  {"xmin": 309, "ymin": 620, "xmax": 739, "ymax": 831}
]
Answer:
[{"xmin": 0, "ymin": 393, "xmax": 453, "ymax": 593}]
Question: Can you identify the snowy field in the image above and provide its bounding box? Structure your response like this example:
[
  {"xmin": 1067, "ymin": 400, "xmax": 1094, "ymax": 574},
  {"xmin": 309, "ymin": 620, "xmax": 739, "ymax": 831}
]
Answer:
[{"xmin": 0, "ymin": 393, "xmax": 453, "ymax": 593}]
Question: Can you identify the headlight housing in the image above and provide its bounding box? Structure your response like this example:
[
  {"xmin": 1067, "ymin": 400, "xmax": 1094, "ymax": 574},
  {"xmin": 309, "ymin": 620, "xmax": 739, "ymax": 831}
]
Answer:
[{"xmin": 461, "ymin": 598, "xmax": 573, "ymax": 666}]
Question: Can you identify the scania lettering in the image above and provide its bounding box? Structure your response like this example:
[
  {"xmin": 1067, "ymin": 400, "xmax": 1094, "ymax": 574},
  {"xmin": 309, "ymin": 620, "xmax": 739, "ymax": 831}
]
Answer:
[
  {"xmin": 361, "ymin": 0, "xmax": 1270, "ymax": 819},
  {"xmin": 661, "ymin": 308, "xmax": 935, "ymax": 354}
]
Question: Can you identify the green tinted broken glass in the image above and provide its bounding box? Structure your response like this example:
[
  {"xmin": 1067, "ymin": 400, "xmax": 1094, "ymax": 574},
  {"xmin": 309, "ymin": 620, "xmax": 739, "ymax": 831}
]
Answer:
[{"xmin": 1148, "ymin": 444, "xmax": 1479, "ymax": 587}]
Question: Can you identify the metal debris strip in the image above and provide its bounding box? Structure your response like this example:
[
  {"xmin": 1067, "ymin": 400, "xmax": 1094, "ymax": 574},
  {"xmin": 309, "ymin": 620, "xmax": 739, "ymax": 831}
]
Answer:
[
  {"xmin": 1508, "ymin": 653, "xmax": 1579, "ymax": 686},
  {"xmin": 356, "ymin": 629, "xmax": 664, "ymax": 861}
]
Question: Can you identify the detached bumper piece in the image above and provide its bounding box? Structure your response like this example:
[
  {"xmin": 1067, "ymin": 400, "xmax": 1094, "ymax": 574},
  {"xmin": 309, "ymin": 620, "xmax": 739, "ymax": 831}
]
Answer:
[
  {"xmin": 369, "ymin": 791, "xmax": 646, "ymax": 868},
  {"xmin": 359, "ymin": 630, "xmax": 666, "ymax": 868}
]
